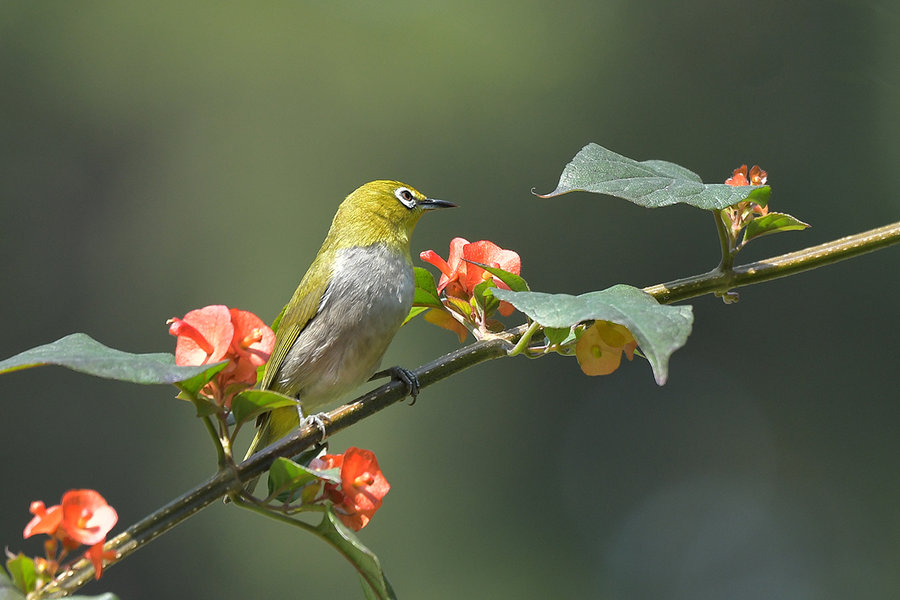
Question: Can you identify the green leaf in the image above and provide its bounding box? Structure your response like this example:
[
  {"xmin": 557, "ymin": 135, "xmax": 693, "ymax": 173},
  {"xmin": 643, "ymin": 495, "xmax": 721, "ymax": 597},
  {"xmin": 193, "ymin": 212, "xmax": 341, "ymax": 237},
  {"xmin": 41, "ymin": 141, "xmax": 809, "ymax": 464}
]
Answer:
[
  {"xmin": 174, "ymin": 361, "xmax": 229, "ymax": 396},
  {"xmin": 412, "ymin": 267, "xmax": 444, "ymax": 309},
  {"xmin": 4, "ymin": 554, "xmax": 34, "ymax": 596},
  {"xmin": 743, "ymin": 212, "xmax": 810, "ymax": 243},
  {"xmin": 68, "ymin": 595, "xmax": 121, "ymax": 600},
  {"xmin": 361, "ymin": 573, "xmax": 397, "ymax": 600},
  {"xmin": 316, "ymin": 510, "xmax": 396, "ymax": 600},
  {"xmin": 544, "ymin": 326, "xmax": 574, "ymax": 346},
  {"xmin": 0, "ymin": 333, "xmax": 224, "ymax": 385},
  {"xmin": 231, "ymin": 390, "xmax": 300, "ymax": 428},
  {"xmin": 492, "ymin": 285, "xmax": 693, "ymax": 385},
  {"xmin": 463, "ymin": 260, "xmax": 530, "ymax": 292},
  {"xmin": 401, "ymin": 306, "xmax": 430, "ymax": 326},
  {"xmin": 538, "ymin": 143, "xmax": 769, "ymax": 210},
  {"xmin": 446, "ymin": 296, "xmax": 473, "ymax": 318},
  {"xmin": 184, "ymin": 395, "xmax": 220, "ymax": 417},
  {"xmin": 472, "ymin": 279, "xmax": 500, "ymax": 317},
  {"xmin": 744, "ymin": 186, "xmax": 771, "ymax": 209},
  {"xmin": 267, "ymin": 456, "xmax": 328, "ymax": 501}
]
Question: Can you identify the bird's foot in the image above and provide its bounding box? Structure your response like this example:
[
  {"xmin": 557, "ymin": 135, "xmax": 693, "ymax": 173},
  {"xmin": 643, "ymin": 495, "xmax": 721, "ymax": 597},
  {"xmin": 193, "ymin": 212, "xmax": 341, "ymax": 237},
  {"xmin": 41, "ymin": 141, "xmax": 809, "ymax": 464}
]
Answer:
[
  {"xmin": 371, "ymin": 366, "xmax": 420, "ymax": 404},
  {"xmin": 301, "ymin": 412, "xmax": 331, "ymax": 442}
]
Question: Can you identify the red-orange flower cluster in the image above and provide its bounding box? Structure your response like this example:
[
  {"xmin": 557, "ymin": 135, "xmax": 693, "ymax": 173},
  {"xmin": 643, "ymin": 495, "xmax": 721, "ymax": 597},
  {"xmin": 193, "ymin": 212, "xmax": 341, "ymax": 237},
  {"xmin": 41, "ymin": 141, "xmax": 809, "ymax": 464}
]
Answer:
[
  {"xmin": 310, "ymin": 447, "xmax": 390, "ymax": 531},
  {"xmin": 726, "ymin": 164, "xmax": 768, "ymax": 215},
  {"xmin": 725, "ymin": 164, "xmax": 767, "ymax": 188},
  {"xmin": 420, "ymin": 238, "xmax": 522, "ymax": 340},
  {"xmin": 421, "ymin": 238, "xmax": 521, "ymax": 307},
  {"xmin": 725, "ymin": 165, "xmax": 768, "ymax": 186},
  {"xmin": 723, "ymin": 164, "xmax": 770, "ymax": 238},
  {"xmin": 168, "ymin": 305, "xmax": 275, "ymax": 407},
  {"xmin": 23, "ymin": 489, "xmax": 118, "ymax": 580}
]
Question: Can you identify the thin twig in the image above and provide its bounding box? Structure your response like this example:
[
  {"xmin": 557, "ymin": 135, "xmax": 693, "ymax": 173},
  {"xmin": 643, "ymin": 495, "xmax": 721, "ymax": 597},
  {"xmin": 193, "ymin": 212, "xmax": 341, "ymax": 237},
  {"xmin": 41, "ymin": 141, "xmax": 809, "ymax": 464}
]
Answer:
[{"xmin": 643, "ymin": 220, "xmax": 900, "ymax": 304}]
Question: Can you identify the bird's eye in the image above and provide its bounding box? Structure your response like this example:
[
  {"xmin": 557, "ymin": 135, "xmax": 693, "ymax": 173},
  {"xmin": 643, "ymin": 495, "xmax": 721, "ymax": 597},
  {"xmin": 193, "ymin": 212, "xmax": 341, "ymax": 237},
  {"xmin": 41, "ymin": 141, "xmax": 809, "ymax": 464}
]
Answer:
[{"xmin": 394, "ymin": 187, "xmax": 417, "ymax": 209}]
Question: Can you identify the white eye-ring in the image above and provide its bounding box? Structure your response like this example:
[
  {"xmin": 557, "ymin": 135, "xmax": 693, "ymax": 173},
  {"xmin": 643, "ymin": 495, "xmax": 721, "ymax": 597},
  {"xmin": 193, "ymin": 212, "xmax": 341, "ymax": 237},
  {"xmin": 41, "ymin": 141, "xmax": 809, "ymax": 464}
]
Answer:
[{"xmin": 395, "ymin": 187, "xmax": 417, "ymax": 209}]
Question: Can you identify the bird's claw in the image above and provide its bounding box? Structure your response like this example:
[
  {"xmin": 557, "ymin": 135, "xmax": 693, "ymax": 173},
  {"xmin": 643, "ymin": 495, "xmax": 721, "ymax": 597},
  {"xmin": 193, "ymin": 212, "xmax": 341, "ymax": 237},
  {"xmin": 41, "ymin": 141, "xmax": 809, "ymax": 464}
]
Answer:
[
  {"xmin": 302, "ymin": 412, "xmax": 331, "ymax": 443},
  {"xmin": 371, "ymin": 366, "xmax": 420, "ymax": 404}
]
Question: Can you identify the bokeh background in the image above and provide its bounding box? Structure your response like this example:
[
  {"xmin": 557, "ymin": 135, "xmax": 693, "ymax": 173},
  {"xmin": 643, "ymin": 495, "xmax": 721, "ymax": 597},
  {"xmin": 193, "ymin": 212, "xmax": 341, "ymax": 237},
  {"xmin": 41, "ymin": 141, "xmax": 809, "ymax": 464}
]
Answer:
[{"xmin": 2, "ymin": 2, "xmax": 898, "ymax": 598}]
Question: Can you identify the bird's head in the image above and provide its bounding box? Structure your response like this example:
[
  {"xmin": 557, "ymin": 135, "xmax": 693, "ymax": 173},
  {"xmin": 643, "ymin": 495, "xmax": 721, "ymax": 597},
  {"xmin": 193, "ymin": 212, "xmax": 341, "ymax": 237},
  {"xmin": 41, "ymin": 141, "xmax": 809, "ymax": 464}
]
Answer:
[{"xmin": 329, "ymin": 180, "xmax": 456, "ymax": 250}]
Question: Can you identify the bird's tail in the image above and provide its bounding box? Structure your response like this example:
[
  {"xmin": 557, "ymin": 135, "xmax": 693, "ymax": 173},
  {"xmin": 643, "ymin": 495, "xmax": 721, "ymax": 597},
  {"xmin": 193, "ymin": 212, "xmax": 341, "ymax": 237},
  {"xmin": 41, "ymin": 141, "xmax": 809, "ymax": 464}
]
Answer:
[
  {"xmin": 238, "ymin": 419, "xmax": 269, "ymax": 497},
  {"xmin": 235, "ymin": 406, "xmax": 302, "ymax": 498}
]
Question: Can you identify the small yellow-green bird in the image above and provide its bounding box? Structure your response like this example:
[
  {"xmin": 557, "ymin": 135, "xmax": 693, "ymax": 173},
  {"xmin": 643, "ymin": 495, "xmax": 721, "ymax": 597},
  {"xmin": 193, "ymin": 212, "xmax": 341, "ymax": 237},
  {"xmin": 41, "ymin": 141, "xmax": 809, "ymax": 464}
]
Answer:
[{"xmin": 242, "ymin": 180, "xmax": 455, "ymax": 488}]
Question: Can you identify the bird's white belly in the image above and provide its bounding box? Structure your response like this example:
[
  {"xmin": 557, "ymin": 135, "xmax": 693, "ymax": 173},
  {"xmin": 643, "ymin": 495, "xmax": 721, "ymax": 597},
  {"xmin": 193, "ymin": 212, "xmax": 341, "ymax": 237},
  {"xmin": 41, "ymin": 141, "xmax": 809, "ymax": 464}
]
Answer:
[{"xmin": 276, "ymin": 243, "xmax": 413, "ymax": 410}]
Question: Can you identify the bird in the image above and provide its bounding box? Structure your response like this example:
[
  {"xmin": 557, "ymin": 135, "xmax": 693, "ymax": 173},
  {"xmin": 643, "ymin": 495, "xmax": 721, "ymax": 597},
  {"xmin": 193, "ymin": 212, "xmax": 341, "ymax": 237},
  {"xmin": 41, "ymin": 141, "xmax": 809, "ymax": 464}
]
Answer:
[{"xmin": 241, "ymin": 179, "xmax": 455, "ymax": 493}]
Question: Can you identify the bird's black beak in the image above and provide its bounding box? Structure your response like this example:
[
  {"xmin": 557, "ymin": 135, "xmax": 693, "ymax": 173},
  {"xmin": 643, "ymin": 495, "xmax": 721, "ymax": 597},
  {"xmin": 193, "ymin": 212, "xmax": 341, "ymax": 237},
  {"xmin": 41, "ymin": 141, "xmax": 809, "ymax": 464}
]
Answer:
[{"xmin": 418, "ymin": 198, "xmax": 457, "ymax": 210}]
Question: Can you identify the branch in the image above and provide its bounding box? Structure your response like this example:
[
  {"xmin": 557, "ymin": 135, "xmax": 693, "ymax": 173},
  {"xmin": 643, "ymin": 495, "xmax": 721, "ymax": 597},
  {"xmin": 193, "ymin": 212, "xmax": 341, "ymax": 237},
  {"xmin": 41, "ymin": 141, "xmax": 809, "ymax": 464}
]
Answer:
[
  {"xmin": 39, "ymin": 220, "xmax": 900, "ymax": 597},
  {"xmin": 643, "ymin": 220, "xmax": 900, "ymax": 304}
]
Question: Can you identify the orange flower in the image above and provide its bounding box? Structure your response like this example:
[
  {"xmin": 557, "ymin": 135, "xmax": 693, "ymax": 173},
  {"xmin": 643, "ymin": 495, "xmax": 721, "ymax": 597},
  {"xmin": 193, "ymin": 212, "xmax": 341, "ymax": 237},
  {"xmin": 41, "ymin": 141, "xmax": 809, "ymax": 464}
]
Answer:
[
  {"xmin": 462, "ymin": 241, "xmax": 521, "ymax": 317},
  {"xmin": 725, "ymin": 164, "xmax": 767, "ymax": 187},
  {"xmin": 23, "ymin": 490, "xmax": 118, "ymax": 581},
  {"xmin": 725, "ymin": 165, "xmax": 768, "ymax": 217},
  {"xmin": 420, "ymin": 238, "xmax": 522, "ymax": 319},
  {"xmin": 310, "ymin": 447, "xmax": 390, "ymax": 531},
  {"xmin": 722, "ymin": 164, "xmax": 770, "ymax": 234},
  {"xmin": 422, "ymin": 238, "xmax": 520, "ymax": 298},
  {"xmin": 748, "ymin": 165, "xmax": 767, "ymax": 186},
  {"xmin": 725, "ymin": 165, "xmax": 750, "ymax": 186},
  {"xmin": 168, "ymin": 305, "xmax": 275, "ymax": 405},
  {"xmin": 60, "ymin": 490, "xmax": 118, "ymax": 579},
  {"xmin": 59, "ymin": 490, "xmax": 118, "ymax": 547},
  {"xmin": 575, "ymin": 321, "xmax": 637, "ymax": 376}
]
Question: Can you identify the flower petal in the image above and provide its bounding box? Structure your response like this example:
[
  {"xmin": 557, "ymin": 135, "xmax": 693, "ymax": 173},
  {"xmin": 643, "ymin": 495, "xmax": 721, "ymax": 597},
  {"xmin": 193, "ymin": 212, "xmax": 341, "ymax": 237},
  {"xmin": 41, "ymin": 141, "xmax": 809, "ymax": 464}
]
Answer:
[
  {"xmin": 169, "ymin": 305, "xmax": 234, "ymax": 366},
  {"xmin": 725, "ymin": 165, "xmax": 750, "ymax": 186},
  {"xmin": 462, "ymin": 241, "xmax": 521, "ymax": 294},
  {"xmin": 23, "ymin": 502, "xmax": 62, "ymax": 538},
  {"xmin": 227, "ymin": 308, "xmax": 275, "ymax": 386},
  {"xmin": 84, "ymin": 541, "xmax": 116, "ymax": 580},
  {"xmin": 424, "ymin": 308, "xmax": 469, "ymax": 342},
  {"xmin": 419, "ymin": 250, "xmax": 452, "ymax": 278}
]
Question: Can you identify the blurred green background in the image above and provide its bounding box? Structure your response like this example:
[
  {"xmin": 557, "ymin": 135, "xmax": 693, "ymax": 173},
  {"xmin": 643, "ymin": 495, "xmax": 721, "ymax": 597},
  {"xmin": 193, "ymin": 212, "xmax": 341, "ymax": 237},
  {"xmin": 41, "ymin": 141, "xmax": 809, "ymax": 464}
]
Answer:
[{"xmin": 2, "ymin": 2, "xmax": 898, "ymax": 598}]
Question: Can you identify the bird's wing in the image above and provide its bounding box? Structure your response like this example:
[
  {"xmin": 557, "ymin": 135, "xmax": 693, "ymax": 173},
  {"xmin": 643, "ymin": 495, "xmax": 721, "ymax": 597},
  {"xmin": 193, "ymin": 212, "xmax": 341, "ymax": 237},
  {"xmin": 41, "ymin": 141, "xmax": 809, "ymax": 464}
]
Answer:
[
  {"xmin": 243, "ymin": 271, "xmax": 331, "ymax": 472},
  {"xmin": 243, "ymin": 252, "xmax": 335, "ymax": 474},
  {"xmin": 259, "ymin": 275, "xmax": 331, "ymax": 392}
]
